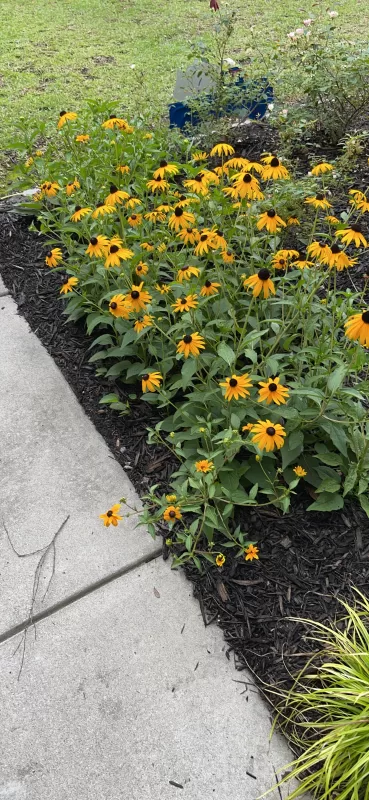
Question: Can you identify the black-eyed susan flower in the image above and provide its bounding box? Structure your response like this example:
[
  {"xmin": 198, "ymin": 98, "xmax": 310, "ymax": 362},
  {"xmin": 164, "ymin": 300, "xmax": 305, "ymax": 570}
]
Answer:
[
  {"xmin": 128, "ymin": 282, "xmax": 152, "ymax": 312},
  {"xmin": 141, "ymin": 371, "xmax": 162, "ymax": 393},
  {"xmin": 134, "ymin": 314, "xmax": 153, "ymax": 333},
  {"xmin": 177, "ymin": 265, "xmax": 200, "ymax": 283},
  {"xmin": 166, "ymin": 494, "xmax": 177, "ymax": 503},
  {"xmin": 66, "ymin": 179, "xmax": 80, "ymax": 196},
  {"xmin": 192, "ymin": 150, "xmax": 208, "ymax": 161},
  {"xmin": 105, "ymin": 184, "xmax": 129, "ymax": 206},
  {"xmin": 116, "ymin": 164, "xmax": 130, "ymax": 174},
  {"xmin": 125, "ymin": 196, "xmax": 142, "ymax": 210},
  {"xmin": 305, "ymin": 193, "xmax": 332, "ymax": 210},
  {"xmin": 210, "ymin": 142, "xmax": 235, "ymax": 157},
  {"xmin": 102, "ymin": 114, "xmax": 129, "ymax": 129},
  {"xmin": 25, "ymin": 156, "xmax": 33, "ymax": 168},
  {"xmin": 70, "ymin": 205, "xmax": 91, "ymax": 222},
  {"xmin": 225, "ymin": 156, "xmax": 250, "ymax": 170},
  {"xmin": 258, "ymin": 376, "xmax": 289, "ymax": 405},
  {"xmin": 250, "ymin": 419, "xmax": 286, "ymax": 451},
  {"xmin": 293, "ymin": 465, "xmax": 307, "ymax": 477},
  {"xmin": 325, "ymin": 214, "xmax": 340, "ymax": 225},
  {"xmin": 262, "ymin": 156, "xmax": 289, "ymax": 180},
  {"xmin": 354, "ymin": 194, "xmax": 369, "ymax": 214},
  {"xmin": 242, "ymin": 423, "xmax": 254, "ymax": 432},
  {"xmin": 219, "ymin": 373, "xmax": 252, "ymax": 401},
  {"xmin": 327, "ymin": 244, "xmax": 357, "ymax": 270},
  {"xmin": 57, "ymin": 110, "xmax": 77, "ymax": 129},
  {"xmin": 231, "ymin": 171, "xmax": 262, "ymax": 199},
  {"xmin": 60, "ymin": 276, "xmax": 78, "ymax": 295},
  {"xmin": 91, "ymin": 202, "xmax": 115, "ymax": 219},
  {"xmin": 85, "ymin": 235, "xmax": 109, "ymax": 258},
  {"xmin": 336, "ymin": 225, "xmax": 368, "ymax": 248},
  {"xmin": 222, "ymin": 185, "xmax": 241, "ymax": 201},
  {"xmin": 172, "ymin": 294, "xmax": 198, "ymax": 313},
  {"xmin": 145, "ymin": 210, "xmax": 166, "ymax": 223},
  {"xmin": 307, "ymin": 241, "xmax": 332, "ymax": 263},
  {"xmin": 109, "ymin": 294, "xmax": 132, "ymax": 318},
  {"xmin": 222, "ymin": 250, "xmax": 235, "ymax": 263},
  {"xmin": 40, "ymin": 181, "xmax": 60, "ymax": 197},
  {"xmin": 200, "ymin": 280, "xmax": 221, "ymax": 297},
  {"xmin": 141, "ymin": 242, "xmax": 155, "ymax": 251},
  {"xmin": 147, "ymin": 176, "xmax": 170, "ymax": 193},
  {"xmin": 272, "ymin": 255, "xmax": 288, "ymax": 270},
  {"xmin": 183, "ymin": 173, "xmax": 210, "ymax": 196},
  {"xmin": 104, "ymin": 243, "xmax": 134, "ymax": 269},
  {"xmin": 257, "ymin": 210, "xmax": 286, "ymax": 234},
  {"xmin": 76, "ymin": 134, "xmax": 90, "ymax": 143},
  {"xmin": 245, "ymin": 544, "xmax": 259, "ymax": 561},
  {"xmin": 244, "ymin": 268, "xmax": 275, "ymax": 299},
  {"xmin": 163, "ymin": 505, "xmax": 182, "ymax": 522},
  {"xmin": 287, "ymin": 215, "xmax": 300, "ymax": 225},
  {"xmin": 100, "ymin": 503, "xmax": 122, "ymax": 527},
  {"xmin": 128, "ymin": 213, "xmax": 142, "ymax": 227},
  {"xmin": 194, "ymin": 231, "xmax": 217, "ymax": 256},
  {"xmin": 153, "ymin": 160, "xmax": 179, "ymax": 179},
  {"xmin": 177, "ymin": 227, "xmax": 200, "ymax": 246},
  {"xmin": 157, "ymin": 242, "xmax": 167, "ymax": 253},
  {"xmin": 168, "ymin": 206, "xmax": 195, "ymax": 232},
  {"xmin": 195, "ymin": 459, "xmax": 214, "ymax": 473},
  {"xmin": 135, "ymin": 261, "xmax": 149, "ymax": 277},
  {"xmin": 155, "ymin": 283, "xmax": 171, "ymax": 294},
  {"xmin": 45, "ymin": 248, "xmax": 63, "ymax": 267},
  {"xmin": 278, "ymin": 248, "xmax": 300, "ymax": 260},
  {"xmin": 311, "ymin": 162, "xmax": 333, "ymax": 176},
  {"xmin": 293, "ymin": 251, "xmax": 314, "ymax": 270},
  {"xmin": 177, "ymin": 332, "xmax": 205, "ymax": 358},
  {"xmin": 344, "ymin": 310, "xmax": 369, "ymax": 346},
  {"xmin": 216, "ymin": 553, "xmax": 225, "ymax": 567}
]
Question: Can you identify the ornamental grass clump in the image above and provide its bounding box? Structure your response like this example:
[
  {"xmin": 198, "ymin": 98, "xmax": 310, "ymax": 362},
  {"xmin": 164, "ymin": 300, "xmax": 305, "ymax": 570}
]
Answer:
[{"xmin": 14, "ymin": 101, "xmax": 369, "ymax": 567}]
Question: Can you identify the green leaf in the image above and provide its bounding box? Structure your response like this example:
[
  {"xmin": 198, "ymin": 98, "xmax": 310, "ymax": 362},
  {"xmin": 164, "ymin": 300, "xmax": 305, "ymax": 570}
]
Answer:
[
  {"xmin": 185, "ymin": 535, "xmax": 193, "ymax": 552},
  {"xmin": 90, "ymin": 333, "xmax": 114, "ymax": 348},
  {"xmin": 359, "ymin": 494, "xmax": 369, "ymax": 517},
  {"xmin": 320, "ymin": 421, "xmax": 348, "ymax": 457},
  {"xmin": 99, "ymin": 393, "xmax": 120, "ymax": 404},
  {"xmin": 219, "ymin": 470, "xmax": 239, "ymax": 493},
  {"xmin": 350, "ymin": 429, "xmax": 365, "ymax": 459},
  {"xmin": 316, "ymin": 477, "xmax": 341, "ymax": 494},
  {"xmin": 327, "ymin": 364, "xmax": 347, "ymax": 394},
  {"xmin": 249, "ymin": 483, "xmax": 259, "ymax": 500},
  {"xmin": 358, "ymin": 478, "xmax": 368, "ymax": 495},
  {"xmin": 307, "ymin": 492, "xmax": 344, "ymax": 512},
  {"xmin": 343, "ymin": 464, "xmax": 358, "ymax": 497},
  {"xmin": 217, "ymin": 342, "xmax": 236, "ymax": 366},
  {"xmin": 181, "ymin": 358, "xmax": 197, "ymax": 389},
  {"xmin": 231, "ymin": 413, "xmax": 240, "ymax": 429},
  {"xmin": 314, "ymin": 452, "xmax": 343, "ymax": 466},
  {"xmin": 281, "ymin": 430, "xmax": 304, "ymax": 469}
]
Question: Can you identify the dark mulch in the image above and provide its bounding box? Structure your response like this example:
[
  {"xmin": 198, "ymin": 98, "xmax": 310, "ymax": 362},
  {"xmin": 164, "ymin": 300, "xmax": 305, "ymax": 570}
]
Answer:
[{"xmin": 1, "ymin": 147, "xmax": 369, "ymax": 706}]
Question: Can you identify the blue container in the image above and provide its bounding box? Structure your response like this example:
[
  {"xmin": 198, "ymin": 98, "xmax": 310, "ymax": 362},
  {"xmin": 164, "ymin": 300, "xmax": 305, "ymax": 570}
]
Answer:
[{"xmin": 169, "ymin": 74, "xmax": 273, "ymax": 130}]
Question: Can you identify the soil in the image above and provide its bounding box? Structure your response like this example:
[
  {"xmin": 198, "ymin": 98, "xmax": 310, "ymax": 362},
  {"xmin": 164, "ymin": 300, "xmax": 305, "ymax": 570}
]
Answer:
[{"xmin": 1, "ymin": 128, "xmax": 369, "ymax": 711}]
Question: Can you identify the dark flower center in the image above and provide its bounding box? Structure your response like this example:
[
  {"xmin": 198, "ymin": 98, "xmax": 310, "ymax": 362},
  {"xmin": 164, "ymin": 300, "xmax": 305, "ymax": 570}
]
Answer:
[
  {"xmin": 110, "ymin": 184, "xmax": 118, "ymax": 193},
  {"xmin": 136, "ymin": 265, "xmax": 142, "ymax": 271},
  {"xmin": 155, "ymin": 177, "xmax": 163, "ymax": 182},
  {"xmin": 362, "ymin": 310, "xmax": 369, "ymax": 323},
  {"xmin": 110, "ymin": 245, "xmax": 119, "ymax": 253},
  {"xmin": 47, "ymin": 251, "xmax": 52, "ymax": 258},
  {"xmin": 90, "ymin": 237, "xmax": 98, "ymax": 246},
  {"xmin": 109, "ymin": 114, "xmax": 117, "ymax": 119},
  {"xmin": 201, "ymin": 234, "xmax": 208, "ymax": 241},
  {"xmin": 110, "ymin": 302, "xmax": 117, "ymax": 310},
  {"xmin": 270, "ymin": 157, "xmax": 280, "ymax": 167},
  {"xmin": 298, "ymin": 251, "xmax": 306, "ymax": 260},
  {"xmin": 74, "ymin": 205, "xmax": 81, "ymax": 212},
  {"xmin": 181, "ymin": 266, "xmax": 189, "ymax": 271},
  {"xmin": 266, "ymin": 426, "xmax": 276, "ymax": 436},
  {"xmin": 60, "ymin": 110, "xmax": 66, "ymax": 117},
  {"xmin": 107, "ymin": 510, "xmax": 113, "ymax": 517},
  {"xmin": 316, "ymin": 193, "xmax": 324, "ymax": 200},
  {"xmin": 142, "ymin": 373, "xmax": 149, "ymax": 380},
  {"xmin": 351, "ymin": 224, "xmax": 361, "ymax": 233},
  {"xmin": 96, "ymin": 201, "xmax": 104, "ymax": 208},
  {"xmin": 131, "ymin": 215, "xmax": 137, "ymax": 220},
  {"xmin": 279, "ymin": 259, "xmax": 285, "ymax": 266},
  {"xmin": 179, "ymin": 195, "xmax": 186, "ymax": 201},
  {"xmin": 175, "ymin": 206, "xmax": 184, "ymax": 217},
  {"xmin": 205, "ymin": 280, "xmax": 212, "ymax": 288},
  {"xmin": 68, "ymin": 182, "xmax": 74, "ymax": 187},
  {"xmin": 160, "ymin": 160, "xmax": 168, "ymax": 167},
  {"xmin": 267, "ymin": 209, "xmax": 276, "ymax": 218},
  {"xmin": 169, "ymin": 510, "xmax": 176, "ymax": 518},
  {"xmin": 229, "ymin": 378, "xmax": 238, "ymax": 387},
  {"xmin": 183, "ymin": 335, "xmax": 192, "ymax": 344},
  {"xmin": 331, "ymin": 244, "xmax": 341, "ymax": 254},
  {"xmin": 187, "ymin": 228, "xmax": 193, "ymax": 234},
  {"xmin": 258, "ymin": 268, "xmax": 270, "ymax": 281},
  {"xmin": 226, "ymin": 251, "xmax": 232, "ymax": 256},
  {"xmin": 269, "ymin": 383, "xmax": 277, "ymax": 392},
  {"xmin": 180, "ymin": 298, "xmax": 187, "ymax": 305},
  {"xmin": 318, "ymin": 241, "xmax": 327, "ymax": 247},
  {"xmin": 131, "ymin": 291, "xmax": 140, "ymax": 299},
  {"xmin": 195, "ymin": 173, "xmax": 204, "ymax": 182},
  {"xmin": 217, "ymin": 230, "xmax": 223, "ymax": 236},
  {"xmin": 243, "ymin": 173, "xmax": 252, "ymax": 183}
]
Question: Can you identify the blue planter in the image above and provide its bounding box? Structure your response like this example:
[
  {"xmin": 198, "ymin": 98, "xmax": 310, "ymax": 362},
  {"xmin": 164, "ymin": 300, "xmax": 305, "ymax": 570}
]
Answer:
[{"xmin": 169, "ymin": 75, "xmax": 273, "ymax": 130}]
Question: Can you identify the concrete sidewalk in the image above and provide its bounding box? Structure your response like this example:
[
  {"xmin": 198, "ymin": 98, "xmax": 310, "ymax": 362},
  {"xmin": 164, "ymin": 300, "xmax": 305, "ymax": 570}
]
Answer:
[{"xmin": 0, "ymin": 286, "xmax": 298, "ymax": 799}]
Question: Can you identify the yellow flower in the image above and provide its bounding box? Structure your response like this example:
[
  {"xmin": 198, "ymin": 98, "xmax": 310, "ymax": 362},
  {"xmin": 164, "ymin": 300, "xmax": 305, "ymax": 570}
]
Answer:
[
  {"xmin": 177, "ymin": 228, "xmax": 200, "ymax": 246},
  {"xmin": 250, "ymin": 420, "xmax": 286, "ymax": 452},
  {"xmin": 76, "ymin": 134, "xmax": 90, "ymax": 143},
  {"xmin": 141, "ymin": 371, "xmax": 162, "ymax": 393},
  {"xmin": 262, "ymin": 156, "xmax": 289, "ymax": 180},
  {"xmin": 60, "ymin": 276, "xmax": 78, "ymax": 295},
  {"xmin": 287, "ymin": 215, "xmax": 300, "ymax": 225},
  {"xmin": 116, "ymin": 164, "xmax": 130, "ymax": 174},
  {"xmin": 105, "ymin": 243, "xmax": 134, "ymax": 268},
  {"xmin": 307, "ymin": 241, "xmax": 332, "ymax": 263},
  {"xmin": 45, "ymin": 247, "xmax": 63, "ymax": 267},
  {"xmin": 157, "ymin": 242, "xmax": 167, "ymax": 253},
  {"xmin": 135, "ymin": 261, "xmax": 149, "ymax": 277},
  {"xmin": 91, "ymin": 202, "xmax": 115, "ymax": 218},
  {"xmin": 344, "ymin": 310, "xmax": 369, "ymax": 346},
  {"xmin": 35, "ymin": 149, "xmax": 43, "ymax": 157},
  {"xmin": 177, "ymin": 265, "xmax": 200, "ymax": 283},
  {"xmin": 70, "ymin": 205, "xmax": 91, "ymax": 222},
  {"xmin": 210, "ymin": 143, "xmax": 235, "ymax": 157},
  {"xmin": 231, "ymin": 171, "xmax": 263, "ymax": 200},
  {"xmin": 293, "ymin": 465, "xmax": 307, "ymax": 477},
  {"xmin": 145, "ymin": 210, "xmax": 166, "ymax": 223},
  {"xmin": 244, "ymin": 544, "xmax": 259, "ymax": 561},
  {"xmin": 195, "ymin": 459, "xmax": 214, "ymax": 473},
  {"xmin": 258, "ymin": 376, "xmax": 289, "ymax": 405},
  {"xmin": 172, "ymin": 294, "xmax": 198, "ymax": 313},
  {"xmin": 325, "ymin": 215, "xmax": 340, "ymax": 225},
  {"xmin": 100, "ymin": 503, "xmax": 122, "ymax": 527},
  {"xmin": 177, "ymin": 332, "xmax": 205, "ymax": 358},
  {"xmin": 327, "ymin": 244, "xmax": 357, "ymax": 271},
  {"xmin": 219, "ymin": 373, "xmax": 252, "ymax": 401},
  {"xmin": 336, "ymin": 225, "xmax": 368, "ymax": 248},
  {"xmin": 222, "ymin": 250, "xmax": 235, "ymax": 264},
  {"xmin": 102, "ymin": 115, "xmax": 130, "ymax": 129},
  {"xmin": 216, "ymin": 553, "xmax": 226, "ymax": 567},
  {"xmin": 200, "ymin": 280, "xmax": 221, "ymax": 297},
  {"xmin": 166, "ymin": 494, "xmax": 177, "ymax": 503},
  {"xmin": 257, "ymin": 210, "xmax": 286, "ymax": 233},
  {"xmin": 293, "ymin": 252, "xmax": 314, "ymax": 270},
  {"xmin": 40, "ymin": 181, "xmax": 60, "ymax": 197},
  {"xmin": 146, "ymin": 176, "xmax": 170, "ymax": 193},
  {"xmin": 85, "ymin": 235, "xmax": 109, "ymax": 258},
  {"xmin": 183, "ymin": 174, "xmax": 210, "ymax": 196},
  {"xmin": 163, "ymin": 505, "xmax": 182, "ymax": 522},
  {"xmin": 144, "ymin": 132, "xmax": 153, "ymax": 139},
  {"xmin": 128, "ymin": 213, "xmax": 142, "ymax": 227},
  {"xmin": 168, "ymin": 206, "xmax": 196, "ymax": 232},
  {"xmin": 125, "ymin": 197, "xmax": 142, "ymax": 210},
  {"xmin": 194, "ymin": 231, "xmax": 217, "ymax": 256},
  {"xmin": 305, "ymin": 194, "xmax": 332, "ymax": 210},
  {"xmin": 243, "ymin": 269, "xmax": 275, "ymax": 299},
  {"xmin": 311, "ymin": 162, "xmax": 333, "ymax": 175},
  {"xmin": 192, "ymin": 151, "xmax": 208, "ymax": 161},
  {"xmin": 141, "ymin": 242, "xmax": 155, "ymax": 251},
  {"xmin": 155, "ymin": 283, "xmax": 171, "ymax": 294},
  {"xmin": 105, "ymin": 184, "xmax": 130, "ymax": 206},
  {"xmin": 225, "ymin": 156, "xmax": 251, "ymax": 170},
  {"xmin": 128, "ymin": 282, "xmax": 152, "ymax": 312},
  {"xmin": 242, "ymin": 423, "xmax": 254, "ymax": 432},
  {"xmin": 109, "ymin": 294, "xmax": 132, "ymax": 319},
  {"xmin": 66, "ymin": 179, "xmax": 80, "ymax": 196},
  {"xmin": 153, "ymin": 160, "xmax": 179, "ymax": 179},
  {"xmin": 25, "ymin": 157, "xmax": 33, "ymax": 168},
  {"xmin": 134, "ymin": 314, "xmax": 153, "ymax": 333},
  {"xmin": 57, "ymin": 110, "xmax": 77, "ymax": 129}
]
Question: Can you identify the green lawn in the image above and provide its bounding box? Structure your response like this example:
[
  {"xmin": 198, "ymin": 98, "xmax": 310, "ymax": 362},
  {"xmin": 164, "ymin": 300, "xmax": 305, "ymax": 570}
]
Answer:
[{"xmin": 0, "ymin": 0, "xmax": 367, "ymax": 184}]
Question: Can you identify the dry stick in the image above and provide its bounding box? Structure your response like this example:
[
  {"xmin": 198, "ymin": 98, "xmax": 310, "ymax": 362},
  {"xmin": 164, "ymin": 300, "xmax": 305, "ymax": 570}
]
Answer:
[{"xmin": 3, "ymin": 516, "xmax": 70, "ymax": 679}]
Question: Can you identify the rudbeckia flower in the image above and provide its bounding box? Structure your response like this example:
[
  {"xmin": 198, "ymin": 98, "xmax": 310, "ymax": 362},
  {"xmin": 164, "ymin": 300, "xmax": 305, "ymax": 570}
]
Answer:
[
  {"xmin": 66, "ymin": 179, "xmax": 80, "ymax": 196},
  {"xmin": 85, "ymin": 235, "xmax": 109, "ymax": 258},
  {"xmin": 222, "ymin": 250, "xmax": 235, "ymax": 263},
  {"xmin": 125, "ymin": 197, "xmax": 142, "ymax": 210},
  {"xmin": 163, "ymin": 505, "xmax": 182, "ymax": 522},
  {"xmin": 307, "ymin": 241, "xmax": 332, "ymax": 263},
  {"xmin": 244, "ymin": 544, "xmax": 259, "ymax": 561},
  {"xmin": 141, "ymin": 242, "xmax": 155, "ymax": 251},
  {"xmin": 105, "ymin": 243, "xmax": 134, "ymax": 269},
  {"xmin": 194, "ymin": 231, "xmax": 217, "ymax": 256},
  {"xmin": 287, "ymin": 215, "xmax": 300, "ymax": 225},
  {"xmin": 250, "ymin": 419, "xmax": 286, "ymax": 451},
  {"xmin": 157, "ymin": 242, "xmax": 167, "ymax": 253},
  {"xmin": 144, "ymin": 210, "xmax": 166, "ymax": 223},
  {"xmin": 305, "ymin": 193, "xmax": 332, "ymax": 210},
  {"xmin": 200, "ymin": 280, "xmax": 221, "ymax": 296},
  {"xmin": 134, "ymin": 314, "xmax": 153, "ymax": 333},
  {"xmin": 70, "ymin": 205, "xmax": 91, "ymax": 222},
  {"xmin": 153, "ymin": 160, "xmax": 179, "ymax": 179},
  {"xmin": 293, "ymin": 465, "xmax": 307, "ymax": 477},
  {"xmin": 177, "ymin": 332, "xmax": 205, "ymax": 358},
  {"xmin": 75, "ymin": 134, "xmax": 90, "ymax": 143},
  {"xmin": 102, "ymin": 114, "xmax": 129, "ymax": 129},
  {"xmin": 311, "ymin": 162, "xmax": 333, "ymax": 176},
  {"xmin": 354, "ymin": 195, "xmax": 369, "ymax": 214},
  {"xmin": 222, "ymin": 185, "xmax": 242, "ymax": 201},
  {"xmin": 177, "ymin": 227, "xmax": 200, "ymax": 246},
  {"xmin": 344, "ymin": 309, "xmax": 369, "ymax": 346},
  {"xmin": 336, "ymin": 225, "xmax": 368, "ymax": 248},
  {"xmin": 195, "ymin": 459, "xmax": 214, "ymax": 473},
  {"xmin": 231, "ymin": 171, "xmax": 262, "ymax": 199},
  {"xmin": 327, "ymin": 244, "xmax": 357, "ymax": 270},
  {"xmin": 243, "ymin": 268, "xmax": 275, "ymax": 298},
  {"xmin": 210, "ymin": 229, "xmax": 227, "ymax": 250},
  {"xmin": 224, "ymin": 156, "xmax": 251, "ymax": 170},
  {"xmin": 216, "ymin": 554, "xmax": 225, "ymax": 567},
  {"xmin": 210, "ymin": 143, "xmax": 235, "ymax": 157},
  {"xmin": 192, "ymin": 151, "xmax": 208, "ymax": 161},
  {"xmin": 116, "ymin": 164, "xmax": 130, "ymax": 174},
  {"xmin": 135, "ymin": 261, "xmax": 149, "ymax": 276},
  {"xmin": 325, "ymin": 215, "xmax": 340, "ymax": 225},
  {"xmin": 176, "ymin": 265, "xmax": 200, "ymax": 282},
  {"xmin": 146, "ymin": 176, "xmax": 170, "ymax": 192},
  {"xmin": 60, "ymin": 276, "xmax": 78, "ymax": 294},
  {"xmin": 128, "ymin": 213, "xmax": 142, "ymax": 227},
  {"xmin": 257, "ymin": 210, "xmax": 286, "ymax": 233},
  {"xmin": 105, "ymin": 184, "xmax": 129, "ymax": 206},
  {"xmin": 91, "ymin": 202, "xmax": 115, "ymax": 218},
  {"xmin": 45, "ymin": 248, "xmax": 63, "ymax": 267},
  {"xmin": 219, "ymin": 373, "xmax": 252, "ymax": 401},
  {"xmin": 172, "ymin": 294, "xmax": 198, "ymax": 313},
  {"xmin": 168, "ymin": 206, "xmax": 195, "ymax": 232},
  {"xmin": 258, "ymin": 376, "xmax": 289, "ymax": 405},
  {"xmin": 183, "ymin": 173, "xmax": 210, "ymax": 196},
  {"xmin": 40, "ymin": 181, "xmax": 60, "ymax": 197},
  {"xmin": 57, "ymin": 111, "xmax": 77, "ymax": 129},
  {"xmin": 128, "ymin": 282, "xmax": 152, "ymax": 312},
  {"xmin": 272, "ymin": 255, "xmax": 288, "ymax": 270},
  {"xmin": 155, "ymin": 283, "xmax": 171, "ymax": 294},
  {"xmin": 141, "ymin": 371, "xmax": 162, "ymax": 393},
  {"xmin": 25, "ymin": 157, "xmax": 33, "ymax": 168},
  {"xmin": 262, "ymin": 156, "xmax": 289, "ymax": 180},
  {"xmin": 109, "ymin": 294, "xmax": 132, "ymax": 318},
  {"xmin": 100, "ymin": 504, "xmax": 122, "ymax": 527}
]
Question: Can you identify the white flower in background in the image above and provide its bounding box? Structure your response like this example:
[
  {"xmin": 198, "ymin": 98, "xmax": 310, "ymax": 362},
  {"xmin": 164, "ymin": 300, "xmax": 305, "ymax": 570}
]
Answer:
[
  {"xmin": 328, "ymin": 10, "xmax": 338, "ymax": 17},
  {"xmin": 267, "ymin": 103, "xmax": 274, "ymax": 111},
  {"xmin": 295, "ymin": 27, "xmax": 305, "ymax": 35},
  {"xmin": 281, "ymin": 109, "xmax": 288, "ymax": 117},
  {"xmin": 224, "ymin": 58, "xmax": 236, "ymax": 67},
  {"xmin": 287, "ymin": 31, "xmax": 296, "ymax": 39},
  {"xmin": 306, "ymin": 30, "xmax": 311, "ymax": 37},
  {"xmin": 303, "ymin": 18, "xmax": 313, "ymax": 25},
  {"xmin": 130, "ymin": 64, "xmax": 136, "ymax": 69}
]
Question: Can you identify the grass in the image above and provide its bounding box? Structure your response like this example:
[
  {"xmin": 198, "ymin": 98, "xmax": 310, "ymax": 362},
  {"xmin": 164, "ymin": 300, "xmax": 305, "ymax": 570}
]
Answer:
[{"xmin": 0, "ymin": 0, "xmax": 368, "ymax": 186}]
